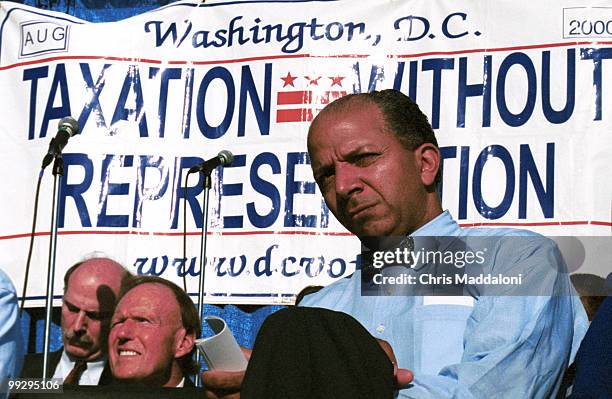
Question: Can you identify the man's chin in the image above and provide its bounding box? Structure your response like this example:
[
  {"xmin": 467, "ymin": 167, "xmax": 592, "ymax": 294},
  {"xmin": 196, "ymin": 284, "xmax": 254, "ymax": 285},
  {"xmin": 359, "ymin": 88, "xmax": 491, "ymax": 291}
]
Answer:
[
  {"xmin": 360, "ymin": 235, "xmax": 406, "ymax": 251},
  {"xmin": 351, "ymin": 221, "xmax": 397, "ymax": 240}
]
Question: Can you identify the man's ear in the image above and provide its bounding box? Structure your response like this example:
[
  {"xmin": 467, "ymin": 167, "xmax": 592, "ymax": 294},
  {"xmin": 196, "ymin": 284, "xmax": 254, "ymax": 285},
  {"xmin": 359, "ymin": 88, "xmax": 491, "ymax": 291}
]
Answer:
[
  {"xmin": 414, "ymin": 143, "xmax": 440, "ymax": 187},
  {"xmin": 174, "ymin": 328, "xmax": 196, "ymax": 358}
]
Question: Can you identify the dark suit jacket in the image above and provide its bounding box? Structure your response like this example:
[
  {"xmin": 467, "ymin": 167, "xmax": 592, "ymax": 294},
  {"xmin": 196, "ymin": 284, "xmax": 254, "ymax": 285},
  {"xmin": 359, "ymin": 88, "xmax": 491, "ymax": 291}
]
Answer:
[{"xmin": 20, "ymin": 348, "xmax": 114, "ymax": 385}]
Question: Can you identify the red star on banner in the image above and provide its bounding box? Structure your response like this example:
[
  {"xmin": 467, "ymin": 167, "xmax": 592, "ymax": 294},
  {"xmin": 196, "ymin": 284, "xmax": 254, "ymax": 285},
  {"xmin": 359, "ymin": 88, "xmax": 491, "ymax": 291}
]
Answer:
[
  {"xmin": 329, "ymin": 76, "xmax": 345, "ymax": 87},
  {"xmin": 281, "ymin": 72, "xmax": 297, "ymax": 87},
  {"xmin": 305, "ymin": 75, "xmax": 321, "ymax": 86}
]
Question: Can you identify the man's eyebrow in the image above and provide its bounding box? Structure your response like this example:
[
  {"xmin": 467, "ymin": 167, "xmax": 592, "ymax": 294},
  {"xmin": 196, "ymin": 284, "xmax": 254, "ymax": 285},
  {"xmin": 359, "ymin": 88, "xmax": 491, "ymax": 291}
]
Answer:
[
  {"xmin": 64, "ymin": 299, "xmax": 103, "ymax": 315},
  {"xmin": 64, "ymin": 299, "xmax": 79, "ymax": 310},
  {"xmin": 313, "ymin": 164, "xmax": 333, "ymax": 179},
  {"xmin": 347, "ymin": 143, "xmax": 379, "ymax": 155},
  {"xmin": 124, "ymin": 309, "xmax": 159, "ymax": 321},
  {"xmin": 343, "ymin": 148, "xmax": 367, "ymax": 161},
  {"xmin": 88, "ymin": 309, "xmax": 112, "ymax": 318}
]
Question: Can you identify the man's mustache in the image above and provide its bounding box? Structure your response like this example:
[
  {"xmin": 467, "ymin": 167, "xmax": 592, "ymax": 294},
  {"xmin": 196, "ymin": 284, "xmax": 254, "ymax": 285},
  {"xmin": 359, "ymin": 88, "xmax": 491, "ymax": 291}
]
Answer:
[{"xmin": 65, "ymin": 330, "xmax": 94, "ymax": 346}]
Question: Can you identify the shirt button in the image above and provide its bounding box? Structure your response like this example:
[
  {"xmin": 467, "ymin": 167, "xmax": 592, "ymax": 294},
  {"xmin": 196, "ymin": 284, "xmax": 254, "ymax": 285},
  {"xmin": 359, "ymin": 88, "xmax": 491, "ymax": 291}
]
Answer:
[{"xmin": 376, "ymin": 324, "xmax": 385, "ymax": 334}]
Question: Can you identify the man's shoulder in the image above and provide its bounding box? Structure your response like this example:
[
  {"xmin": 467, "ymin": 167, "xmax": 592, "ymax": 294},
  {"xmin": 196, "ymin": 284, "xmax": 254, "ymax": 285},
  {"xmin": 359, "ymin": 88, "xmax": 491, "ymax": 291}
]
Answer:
[
  {"xmin": 0, "ymin": 269, "xmax": 16, "ymax": 294},
  {"xmin": 426, "ymin": 211, "xmax": 545, "ymax": 239},
  {"xmin": 460, "ymin": 225, "xmax": 542, "ymax": 238},
  {"xmin": 23, "ymin": 350, "xmax": 59, "ymax": 366},
  {"xmin": 21, "ymin": 350, "xmax": 116, "ymax": 386},
  {"xmin": 21, "ymin": 349, "xmax": 62, "ymax": 378},
  {"xmin": 298, "ymin": 271, "xmax": 359, "ymax": 308},
  {"xmin": 460, "ymin": 226, "xmax": 558, "ymax": 261}
]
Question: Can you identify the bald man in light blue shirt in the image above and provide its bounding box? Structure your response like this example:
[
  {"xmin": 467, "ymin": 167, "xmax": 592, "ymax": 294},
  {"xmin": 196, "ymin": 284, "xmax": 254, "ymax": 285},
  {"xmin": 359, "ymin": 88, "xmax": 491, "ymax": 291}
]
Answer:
[{"xmin": 301, "ymin": 90, "xmax": 588, "ymax": 398}]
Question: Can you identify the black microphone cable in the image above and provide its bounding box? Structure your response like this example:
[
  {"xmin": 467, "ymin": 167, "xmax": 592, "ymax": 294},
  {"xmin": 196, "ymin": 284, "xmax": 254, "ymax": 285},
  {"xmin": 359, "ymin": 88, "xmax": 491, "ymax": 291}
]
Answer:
[
  {"xmin": 21, "ymin": 116, "xmax": 79, "ymax": 314},
  {"xmin": 20, "ymin": 170, "xmax": 44, "ymax": 315}
]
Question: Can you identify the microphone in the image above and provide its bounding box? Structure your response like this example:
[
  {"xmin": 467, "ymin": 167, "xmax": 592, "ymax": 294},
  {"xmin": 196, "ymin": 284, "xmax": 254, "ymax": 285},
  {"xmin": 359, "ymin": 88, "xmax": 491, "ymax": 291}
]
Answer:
[
  {"xmin": 41, "ymin": 117, "xmax": 80, "ymax": 169},
  {"xmin": 188, "ymin": 150, "xmax": 234, "ymax": 174}
]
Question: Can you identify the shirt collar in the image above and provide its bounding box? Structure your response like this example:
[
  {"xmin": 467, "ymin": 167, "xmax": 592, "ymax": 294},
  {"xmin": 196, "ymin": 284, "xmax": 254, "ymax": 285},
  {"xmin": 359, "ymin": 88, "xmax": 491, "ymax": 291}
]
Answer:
[
  {"xmin": 56, "ymin": 349, "xmax": 106, "ymax": 385},
  {"xmin": 63, "ymin": 350, "xmax": 106, "ymax": 367},
  {"xmin": 356, "ymin": 210, "xmax": 459, "ymax": 271},
  {"xmin": 411, "ymin": 210, "xmax": 459, "ymax": 237},
  {"xmin": 409, "ymin": 211, "xmax": 461, "ymax": 271}
]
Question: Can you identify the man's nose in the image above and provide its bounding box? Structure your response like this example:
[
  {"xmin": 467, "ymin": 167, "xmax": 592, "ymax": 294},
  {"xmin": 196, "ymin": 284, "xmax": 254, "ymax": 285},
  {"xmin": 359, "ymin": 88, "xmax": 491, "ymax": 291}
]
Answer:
[
  {"xmin": 114, "ymin": 320, "xmax": 134, "ymax": 340},
  {"xmin": 335, "ymin": 163, "xmax": 362, "ymax": 198},
  {"xmin": 73, "ymin": 310, "xmax": 88, "ymax": 332}
]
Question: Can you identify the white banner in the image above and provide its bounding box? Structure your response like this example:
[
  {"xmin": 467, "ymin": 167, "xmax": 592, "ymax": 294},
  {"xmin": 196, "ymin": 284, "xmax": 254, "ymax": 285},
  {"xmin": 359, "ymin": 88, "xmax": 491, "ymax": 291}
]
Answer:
[{"xmin": 0, "ymin": 0, "xmax": 610, "ymax": 306}]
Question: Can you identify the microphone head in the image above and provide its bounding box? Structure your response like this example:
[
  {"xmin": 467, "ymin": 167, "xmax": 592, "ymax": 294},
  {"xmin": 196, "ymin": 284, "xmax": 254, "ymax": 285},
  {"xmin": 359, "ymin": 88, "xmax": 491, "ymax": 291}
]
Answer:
[
  {"xmin": 58, "ymin": 116, "xmax": 80, "ymax": 137},
  {"xmin": 217, "ymin": 150, "xmax": 234, "ymax": 166}
]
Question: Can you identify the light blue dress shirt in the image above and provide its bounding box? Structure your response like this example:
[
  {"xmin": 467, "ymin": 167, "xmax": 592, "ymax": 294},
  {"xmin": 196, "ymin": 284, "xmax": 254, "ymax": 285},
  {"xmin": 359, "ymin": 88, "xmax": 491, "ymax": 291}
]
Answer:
[
  {"xmin": 300, "ymin": 211, "xmax": 588, "ymax": 398},
  {"xmin": 0, "ymin": 268, "xmax": 24, "ymax": 398}
]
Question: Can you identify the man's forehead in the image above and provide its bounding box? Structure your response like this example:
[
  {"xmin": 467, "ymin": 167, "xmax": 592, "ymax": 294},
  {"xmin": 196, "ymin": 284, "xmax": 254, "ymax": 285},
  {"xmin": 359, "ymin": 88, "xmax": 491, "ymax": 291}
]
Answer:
[
  {"xmin": 63, "ymin": 285, "xmax": 102, "ymax": 312},
  {"xmin": 67, "ymin": 259, "xmax": 124, "ymax": 291},
  {"xmin": 115, "ymin": 296, "xmax": 157, "ymax": 317},
  {"xmin": 66, "ymin": 270, "xmax": 123, "ymax": 311},
  {"xmin": 309, "ymin": 111, "xmax": 391, "ymax": 162},
  {"xmin": 311, "ymin": 139, "xmax": 375, "ymax": 167},
  {"xmin": 116, "ymin": 283, "xmax": 180, "ymax": 319},
  {"xmin": 309, "ymin": 101, "xmax": 384, "ymax": 138}
]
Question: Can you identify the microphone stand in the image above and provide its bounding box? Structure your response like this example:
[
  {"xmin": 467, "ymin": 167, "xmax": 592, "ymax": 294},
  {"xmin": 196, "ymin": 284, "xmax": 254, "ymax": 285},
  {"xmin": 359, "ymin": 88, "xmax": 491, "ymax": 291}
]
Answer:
[
  {"xmin": 195, "ymin": 171, "xmax": 212, "ymax": 387},
  {"xmin": 42, "ymin": 155, "xmax": 64, "ymax": 378}
]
